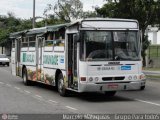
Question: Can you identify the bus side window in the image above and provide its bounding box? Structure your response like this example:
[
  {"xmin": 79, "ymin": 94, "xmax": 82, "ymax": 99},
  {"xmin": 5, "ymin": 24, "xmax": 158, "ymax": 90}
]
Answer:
[
  {"xmin": 29, "ymin": 36, "xmax": 36, "ymax": 47},
  {"xmin": 54, "ymin": 29, "xmax": 65, "ymax": 47},
  {"xmin": 11, "ymin": 39, "xmax": 16, "ymax": 51},
  {"xmin": 12, "ymin": 39, "xmax": 15, "ymax": 48},
  {"xmin": 45, "ymin": 32, "xmax": 54, "ymax": 46},
  {"xmin": 22, "ymin": 37, "xmax": 28, "ymax": 48}
]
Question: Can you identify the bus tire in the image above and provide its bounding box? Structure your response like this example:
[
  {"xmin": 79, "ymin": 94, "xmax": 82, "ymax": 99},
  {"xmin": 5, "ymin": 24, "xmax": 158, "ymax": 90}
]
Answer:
[
  {"xmin": 105, "ymin": 91, "xmax": 116, "ymax": 97},
  {"xmin": 58, "ymin": 73, "xmax": 67, "ymax": 96},
  {"xmin": 140, "ymin": 86, "xmax": 145, "ymax": 90},
  {"xmin": 23, "ymin": 68, "xmax": 31, "ymax": 86}
]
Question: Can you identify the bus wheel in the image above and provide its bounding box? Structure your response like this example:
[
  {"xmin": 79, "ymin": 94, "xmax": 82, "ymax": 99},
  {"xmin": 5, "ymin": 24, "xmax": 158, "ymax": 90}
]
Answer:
[
  {"xmin": 23, "ymin": 68, "xmax": 31, "ymax": 86},
  {"xmin": 7, "ymin": 63, "xmax": 9, "ymax": 66},
  {"xmin": 58, "ymin": 73, "xmax": 67, "ymax": 96},
  {"xmin": 105, "ymin": 91, "xmax": 116, "ymax": 97},
  {"xmin": 140, "ymin": 86, "xmax": 145, "ymax": 90}
]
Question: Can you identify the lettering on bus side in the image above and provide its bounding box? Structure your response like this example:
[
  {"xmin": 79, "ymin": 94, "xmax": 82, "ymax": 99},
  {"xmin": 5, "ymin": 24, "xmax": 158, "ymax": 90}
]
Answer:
[
  {"xmin": 43, "ymin": 55, "xmax": 58, "ymax": 65},
  {"xmin": 121, "ymin": 66, "xmax": 131, "ymax": 70},
  {"xmin": 22, "ymin": 53, "xmax": 35, "ymax": 63},
  {"xmin": 108, "ymin": 62, "xmax": 120, "ymax": 65},
  {"xmin": 59, "ymin": 55, "xmax": 64, "ymax": 64},
  {"xmin": 97, "ymin": 66, "xmax": 115, "ymax": 71}
]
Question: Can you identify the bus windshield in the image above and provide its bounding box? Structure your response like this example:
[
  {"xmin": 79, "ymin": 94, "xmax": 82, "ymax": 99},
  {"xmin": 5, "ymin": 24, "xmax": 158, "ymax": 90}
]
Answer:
[{"xmin": 80, "ymin": 31, "xmax": 141, "ymax": 61}]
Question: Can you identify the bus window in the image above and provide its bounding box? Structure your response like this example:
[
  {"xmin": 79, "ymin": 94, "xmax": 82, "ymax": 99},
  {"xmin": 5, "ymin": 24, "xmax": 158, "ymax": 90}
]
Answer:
[
  {"xmin": 22, "ymin": 37, "xmax": 28, "ymax": 48},
  {"xmin": 114, "ymin": 31, "xmax": 140, "ymax": 60},
  {"xmin": 12, "ymin": 39, "xmax": 15, "ymax": 48},
  {"xmin": 45, "ymin": 32, "xmax": 54, "ymax": 46},
  {"xmin": 29, "ymin": 36, "xmax": 36, "ymax": 47},
  {"xmin": 54, "ymin": 29, "xmax": 65, "ymax": 47},
  {"xmin": 12, "ymin": 39, "xmax": 15, "ymax": 51}
]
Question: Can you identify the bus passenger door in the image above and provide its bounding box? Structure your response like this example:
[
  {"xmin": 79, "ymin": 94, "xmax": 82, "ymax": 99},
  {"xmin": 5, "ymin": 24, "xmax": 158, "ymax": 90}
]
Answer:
[
  {"xmin": 36, "ymin": 37, "xmax": 44, "ymax": 81},
  {"xmin": 11, "ymin": 39, "xmax": 16, "ymax": 76},
  {"xmin": 68, "ymin": 34, "xmax": 78, "ymax": 90},
  {"xmin": 12, "ymin": 38, "xmax": 21, "ymax": 76},
  {"xmin": 16, "ymin": 38, "xmax": 21, "ymax": 76}
]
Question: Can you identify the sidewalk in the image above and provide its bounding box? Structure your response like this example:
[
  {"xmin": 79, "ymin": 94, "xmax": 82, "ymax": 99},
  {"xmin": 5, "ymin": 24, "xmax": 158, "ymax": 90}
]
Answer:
[
  {"xmin": 143, "ymin": 70, "xmax": 160, "ymax": 81},
  {"xmin": 143, "ymin": 70, "xmax": 160, "ymax": 75}
]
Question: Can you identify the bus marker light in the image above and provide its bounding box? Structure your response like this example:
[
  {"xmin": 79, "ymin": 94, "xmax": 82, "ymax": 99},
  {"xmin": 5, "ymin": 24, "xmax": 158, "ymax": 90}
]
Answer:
[
  {"xmin": 80, "ymin": 77, "xmax": 86, "ymax": 81},
  {"xmin": 134, "ymin": 75, "xmax": 137, "ymax": 80},
  {"xmin": 128, "ymin": 76, "xmax": 132, "ymax": 80},
  {"xmin": 95, "ymin": 77, "xmax": 99, "ymax": 81},
  {"xmin": 89, "ymin": 77, "xmax": 93, "ymax": 82},
  {"xmin": 139, "ymin": 74, "xmax": 146, "ymax": 80}
]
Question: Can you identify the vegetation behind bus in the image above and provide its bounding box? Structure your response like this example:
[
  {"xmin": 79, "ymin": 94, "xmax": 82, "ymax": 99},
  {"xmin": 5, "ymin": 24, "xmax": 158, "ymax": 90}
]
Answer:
[
  {"xmin": 96, "ymin": 0, "xmax": 160, "ymax": 66},
  {"xmin": 1, "ymin": 0, "xmax": 160, "ymax": 65},
  {"xmin": 0, "ymin": 0, "xmax": 96, "ymax": 53}
]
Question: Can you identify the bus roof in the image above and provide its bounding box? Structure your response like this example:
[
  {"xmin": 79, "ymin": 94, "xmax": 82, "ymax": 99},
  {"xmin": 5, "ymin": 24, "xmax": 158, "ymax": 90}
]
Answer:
[
  {"xmin": 10, "ymin": 23, "xmax": 70, "ymax": 38},
  {"xmin": 26, "ymin": 23, "xmax": 70, "ymax": 35},
  {"xmin": 80, "ymin": 18, "xmax": 138, "ymax": 30},
  {"xmin": 70, "ymin": 18, "xmax": 138, "ymax": 24},
  {"xmin": 82, "ymin": 18, "xmax": 138, "ymax": 22},
  {"xmin": 10, "ymin": 18, "xmax": 139, "ymax": 39},
  {"xmin": 10, "ymin": 30, "xmax": 28, "ymax": 38},
  {"xmin": 69, "ymin": 18, "xmax": 139, "ymax": 30}
]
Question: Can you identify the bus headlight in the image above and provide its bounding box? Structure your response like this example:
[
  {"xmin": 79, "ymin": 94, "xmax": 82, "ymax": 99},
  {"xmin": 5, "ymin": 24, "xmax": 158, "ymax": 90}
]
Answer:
[
  {"xmin": 95, "ymin": 77, "xmax": 99, "ymax": 82},
  {"xmin": 89, "ymin": 77, "xmax": 93, "ymax": 82},
  {"xmin": 139, "ymin": 74, "xmax": 146, "ymax": 80},
  {"xmin": 133, "ymin": 75, "xmax": 137, "ymax": 80},
  {"xmin": 80, "ymin": 77, "xmax": 86, "ymax": 81},
  {"xmin": 128, "ymin": 76, "xmax": 132, "ymax": 80}
]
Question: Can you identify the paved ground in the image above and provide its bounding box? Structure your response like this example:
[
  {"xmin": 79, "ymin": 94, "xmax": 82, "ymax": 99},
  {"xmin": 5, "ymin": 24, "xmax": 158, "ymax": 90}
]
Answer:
[
  {"xmin": 0, "ymin": 65, "xmax": 160, "ymax": 119},
  {"xmin": 143, "ymin": 70, "xmax": 160, "ymax": 75}
]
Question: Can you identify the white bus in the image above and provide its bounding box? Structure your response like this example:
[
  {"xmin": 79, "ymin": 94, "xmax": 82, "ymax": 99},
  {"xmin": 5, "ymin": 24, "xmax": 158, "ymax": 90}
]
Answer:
[{"xmin": 10, "ymin": 18, "xmax": 146, "ymax": 96}]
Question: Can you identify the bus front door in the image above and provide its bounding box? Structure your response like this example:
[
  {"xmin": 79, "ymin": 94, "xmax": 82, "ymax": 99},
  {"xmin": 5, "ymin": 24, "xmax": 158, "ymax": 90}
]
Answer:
[{"xmin": 68, "ymin": 34, "xmax": 78, "ymax": 90}]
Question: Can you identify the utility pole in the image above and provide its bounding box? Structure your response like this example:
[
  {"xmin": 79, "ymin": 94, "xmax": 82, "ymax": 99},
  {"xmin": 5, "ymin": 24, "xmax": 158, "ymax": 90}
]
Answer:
[
  {"xmin": 33, "ymin": 0, "xmax": 36, "ymax": 28},
  {"xmin": 45, "ymin": 15, "xmax": 47, "ymax": 26}
]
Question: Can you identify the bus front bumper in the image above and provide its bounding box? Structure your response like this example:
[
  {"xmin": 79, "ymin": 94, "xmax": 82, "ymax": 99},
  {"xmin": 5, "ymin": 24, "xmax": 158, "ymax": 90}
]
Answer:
[{"xmin": 78, "ymin": 80, "xmax": 146, "ymax": 92}]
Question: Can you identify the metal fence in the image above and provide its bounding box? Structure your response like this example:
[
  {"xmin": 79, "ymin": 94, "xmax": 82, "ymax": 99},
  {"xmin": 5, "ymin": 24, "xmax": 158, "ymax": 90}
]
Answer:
[
  {"xmin": 148, "ymin": 45, "xmax": 160, "ymax": 59},
  {"xmin": 147, "ymin": 45, "xmax": 160, "ymax": 68}
]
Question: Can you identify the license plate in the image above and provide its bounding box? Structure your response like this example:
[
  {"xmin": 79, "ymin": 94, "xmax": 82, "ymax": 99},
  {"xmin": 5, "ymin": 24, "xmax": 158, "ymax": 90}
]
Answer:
[{"xmin": 107, "ymin": 84, "xmax": 118, "ymax": 89}]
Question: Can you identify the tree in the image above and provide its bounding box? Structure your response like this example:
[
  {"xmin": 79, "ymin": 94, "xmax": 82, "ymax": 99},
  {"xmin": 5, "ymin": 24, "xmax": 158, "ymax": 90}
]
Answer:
[
  {"xmin": 0, "ymin": 12, "xmax": 21, "ymax": 47},
  {"xmin": 96, "ymin": 0, "xmax": 160, "ymax": 66},
  {"xmin": 18, "ymin": 19, "xmax": 32, "ymax": 30},
  {"xmin": 0, "ymin": 12, "xmax": 33, "ymax": 50},
  {"xmin": 82, "ymin": 11, "xmax": 98, "ymax": 18},
  {"xmin": 44, "ymin": 0, "xmax": 83, "ymax": 22}
]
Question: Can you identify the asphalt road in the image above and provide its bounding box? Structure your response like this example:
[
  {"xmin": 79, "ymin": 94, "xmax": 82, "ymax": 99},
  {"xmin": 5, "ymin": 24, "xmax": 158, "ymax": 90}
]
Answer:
[
  {"xmin": 143, "ymin": 70, "xmax": 160, "ymax": 75},
  {"xmin": 0, "ymin": 65, "xmax": 160, "ymax": 119}
]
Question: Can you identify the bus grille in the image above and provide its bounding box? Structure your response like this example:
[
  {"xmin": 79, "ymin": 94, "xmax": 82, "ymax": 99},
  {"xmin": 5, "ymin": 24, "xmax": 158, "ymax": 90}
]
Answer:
[{"xmin": 102, "ymin": 77, "xmax": 125, "ymax": 81}]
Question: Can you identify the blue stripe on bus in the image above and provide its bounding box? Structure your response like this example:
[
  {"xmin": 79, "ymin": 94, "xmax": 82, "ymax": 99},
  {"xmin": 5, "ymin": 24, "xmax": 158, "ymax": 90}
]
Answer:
[{"xmin": 121, "ymin": 66, "xmax": 131, "ymax": 70}]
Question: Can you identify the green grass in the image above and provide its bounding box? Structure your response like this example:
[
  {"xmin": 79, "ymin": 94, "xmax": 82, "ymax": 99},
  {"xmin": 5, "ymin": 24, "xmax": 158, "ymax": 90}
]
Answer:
[{"xmin": 147, "ymin": 46, "xmax": 160, "ymax": 57}]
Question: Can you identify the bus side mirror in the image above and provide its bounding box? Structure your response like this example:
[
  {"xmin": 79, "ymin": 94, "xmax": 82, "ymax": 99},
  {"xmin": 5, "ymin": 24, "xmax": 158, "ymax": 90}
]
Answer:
[
  {"xmin": 140, "ymin": 30, "xmax": 142, "ymax": 43},
  {"xmin": 74, "ymin": 33, "xmax": 80, "ymax": 42}
]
